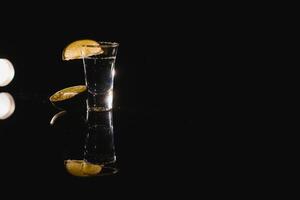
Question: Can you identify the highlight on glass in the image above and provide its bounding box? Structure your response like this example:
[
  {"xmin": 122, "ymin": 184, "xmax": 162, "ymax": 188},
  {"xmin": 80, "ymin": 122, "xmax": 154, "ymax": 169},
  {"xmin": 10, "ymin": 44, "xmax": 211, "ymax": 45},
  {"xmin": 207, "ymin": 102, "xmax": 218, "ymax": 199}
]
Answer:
[{"xmin": 0, "ymin": 58, "xmax": 15, "ymax": 87}]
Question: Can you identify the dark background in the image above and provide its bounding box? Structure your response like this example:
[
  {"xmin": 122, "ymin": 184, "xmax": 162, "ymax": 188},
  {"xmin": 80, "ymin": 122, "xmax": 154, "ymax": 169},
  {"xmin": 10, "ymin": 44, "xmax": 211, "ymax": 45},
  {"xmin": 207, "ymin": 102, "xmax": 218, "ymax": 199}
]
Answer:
[
  {"xmin": 1, "ymin": 2, "xmax": 275, "ymax": 195},
  {"xmin": 0, "ymin": 3, "xmax": 207, "ymax": 197},
  {"xmin": 1, "ymin": 1, "xmax": 262, "ymax": 197}
]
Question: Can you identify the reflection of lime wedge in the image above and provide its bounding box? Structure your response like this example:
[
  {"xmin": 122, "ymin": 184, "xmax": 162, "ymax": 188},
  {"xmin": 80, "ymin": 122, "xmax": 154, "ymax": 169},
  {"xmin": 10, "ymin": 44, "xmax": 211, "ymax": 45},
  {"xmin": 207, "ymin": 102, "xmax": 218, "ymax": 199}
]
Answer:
[
  {"xmin": 65, "ymin": 160, "xmax": 87, "ymax": 177},
  {"xmin": 62, "ymin": 39, "xmax": 103, "ymax": 61},
  {"xmin": 49, "ymin": 110, "xmax": 67, "ymax": 125},
  {"xmin": 49, "ymin": 85, "xmax": 87, "ymax": 110},
  {"xmin": 65, "ymin": 160, "xmax": 103, "ymax": 177},
  {"xmin": 82, "ymin": 162, "xmax": 103, "ymax": 175}
]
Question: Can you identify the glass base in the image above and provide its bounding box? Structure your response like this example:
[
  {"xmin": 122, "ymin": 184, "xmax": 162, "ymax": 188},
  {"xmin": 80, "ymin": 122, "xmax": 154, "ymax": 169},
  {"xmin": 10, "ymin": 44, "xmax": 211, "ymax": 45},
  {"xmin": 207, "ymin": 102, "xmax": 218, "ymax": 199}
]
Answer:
[{"xmin": 86, "ymin": 90, "xmax": 113, "ymax": 112}]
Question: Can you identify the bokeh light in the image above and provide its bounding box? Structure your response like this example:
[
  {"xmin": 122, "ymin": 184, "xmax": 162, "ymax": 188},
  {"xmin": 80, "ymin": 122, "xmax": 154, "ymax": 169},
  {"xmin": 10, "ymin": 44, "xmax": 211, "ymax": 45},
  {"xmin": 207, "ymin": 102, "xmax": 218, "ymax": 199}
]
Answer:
[
  {"xmin": 0, "ymin": 92, "xmax": 15, "ymax": 120},
  {"xmin": 0, "ymin": 58, "xmax": 15, "ymax": 87}
]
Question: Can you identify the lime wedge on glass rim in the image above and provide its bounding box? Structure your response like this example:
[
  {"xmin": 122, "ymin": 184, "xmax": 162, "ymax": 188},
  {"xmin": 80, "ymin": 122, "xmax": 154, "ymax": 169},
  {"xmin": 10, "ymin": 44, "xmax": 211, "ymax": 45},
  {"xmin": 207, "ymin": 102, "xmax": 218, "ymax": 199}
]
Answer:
[{"xmin": 62, "ymin": 39, "xmax": 103, "ymax": 61}]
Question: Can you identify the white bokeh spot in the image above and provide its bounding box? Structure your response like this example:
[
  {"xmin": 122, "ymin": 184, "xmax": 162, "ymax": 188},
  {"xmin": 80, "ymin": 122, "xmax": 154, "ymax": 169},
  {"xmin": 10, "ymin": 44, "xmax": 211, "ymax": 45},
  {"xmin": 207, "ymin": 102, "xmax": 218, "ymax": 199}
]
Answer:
[
  {"xmin": 0, "ymin": 58, "xmax": 15, "ymax": 87},
  {"xmin": 0, "ymin": 92, "xmax": 15, "ymax": 120}
]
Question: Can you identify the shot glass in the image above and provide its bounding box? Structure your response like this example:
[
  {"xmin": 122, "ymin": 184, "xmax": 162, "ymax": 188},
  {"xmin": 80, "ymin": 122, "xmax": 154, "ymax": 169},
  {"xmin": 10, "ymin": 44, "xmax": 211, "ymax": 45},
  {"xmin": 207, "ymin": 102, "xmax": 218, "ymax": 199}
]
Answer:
[{"xmin": 82, "ymin": 42, "xmax": 119, "ymax": 111}]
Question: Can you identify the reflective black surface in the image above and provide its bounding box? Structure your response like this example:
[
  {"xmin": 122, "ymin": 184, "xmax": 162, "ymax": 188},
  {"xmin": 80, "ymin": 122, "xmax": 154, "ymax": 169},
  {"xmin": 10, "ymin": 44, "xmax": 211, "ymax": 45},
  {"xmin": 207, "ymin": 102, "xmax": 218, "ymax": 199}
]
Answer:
[
  {"xmin": 1, "ymin": 2, "xmax": 264, "ymax": 195},
  {"xmin": 0, "ymin": 7, "xmax": 198, "ymax": 195},
  {"xmin": 0, "ymin": 88, "xmax": 197, "ymax": 196}
]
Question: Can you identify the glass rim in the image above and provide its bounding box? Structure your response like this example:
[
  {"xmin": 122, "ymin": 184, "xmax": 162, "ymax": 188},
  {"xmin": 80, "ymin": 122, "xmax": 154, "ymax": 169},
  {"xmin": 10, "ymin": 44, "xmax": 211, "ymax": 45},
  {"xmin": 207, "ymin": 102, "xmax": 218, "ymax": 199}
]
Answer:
[{"xmin": 98, "ymin": 41, "xmax": 119, "ymax": 48}]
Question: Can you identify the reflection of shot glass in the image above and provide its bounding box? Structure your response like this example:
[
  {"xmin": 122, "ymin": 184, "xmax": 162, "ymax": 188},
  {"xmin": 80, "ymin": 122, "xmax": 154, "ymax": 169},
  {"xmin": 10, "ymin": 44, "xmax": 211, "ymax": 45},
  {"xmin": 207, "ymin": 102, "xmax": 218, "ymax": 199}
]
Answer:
[
  {"xmin": 53, "ymin": 108, "xmax": 118, "ymax": 177},
  {"xmin": 84, "ymin": 110, "xmax": 116, "ymax": 165},
  {"xmin": 82, "ymin": 42, "xmax": 119, "ymax": 112}
]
